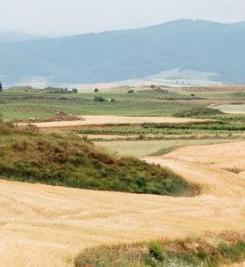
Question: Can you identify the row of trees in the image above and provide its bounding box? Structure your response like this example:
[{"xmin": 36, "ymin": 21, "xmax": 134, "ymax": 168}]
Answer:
[{"xmin": 0, "ymin": 81, "xmax": 2, "ymax": 92}]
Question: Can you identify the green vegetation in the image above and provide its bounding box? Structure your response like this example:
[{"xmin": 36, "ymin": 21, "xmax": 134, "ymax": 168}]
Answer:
[
  {"xmin": 0, "ymin": 122, "xmax": 196, "ymax": 196},
  {"xmin": 75, "ymin": 232, "xmax": 245, "ymax": 267},
  {"xmin": 75, "ymin": 117, "xmax": 245, "ymax": 138},
  {"xmin": 174, "ymin": 107, "xmax": 224, "ymax": 118},
  {"xmin": 2, "ymin": 86, "xmax": 245, "ymax": 123},
  {"xmin": 0, "ymin": 87, "xmax": 201, "ymax": 121},
  {"xmin": 94, "ymin": 95, "xmax": 106, "ymax": 102}
]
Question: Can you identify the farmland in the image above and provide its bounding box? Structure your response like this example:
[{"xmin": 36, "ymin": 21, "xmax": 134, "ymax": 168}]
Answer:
[
  {"xmin": 0, "ymin": 86, "xmax": 202, "ymax": 121},
  {"xmin": 0, "ymin": 85, "xmax": 245, "ymax": 266},
  {"xmin": 95, "ymin": 139, "xmax": 238, "ymax": 157}
]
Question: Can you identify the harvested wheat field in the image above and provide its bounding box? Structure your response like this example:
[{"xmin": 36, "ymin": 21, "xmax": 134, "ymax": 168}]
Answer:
[
  {"xmin": 0, "ymin": 142, "xmax": 245, "ymax": 266},
  {"xmin": 18, "ymin": 115, "xmax": 211, "ymax": 128},
  {"xmin": 157, "ymin": 141, "xmax": 245, "ymax": 178}
]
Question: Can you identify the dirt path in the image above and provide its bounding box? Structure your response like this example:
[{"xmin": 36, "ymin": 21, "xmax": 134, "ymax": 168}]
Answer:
[
  {"xmin": 18, "ymin": 115, "xmax": 211, "ymax": 128},
  {"xmin": 0, "ymin": 142, "xmax": 244, "ymax": 266}
]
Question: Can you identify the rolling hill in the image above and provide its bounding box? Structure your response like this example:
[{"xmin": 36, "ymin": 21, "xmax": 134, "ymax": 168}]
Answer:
[{"xmin": 0, "ymin": 20, "xmax": 245, "ymax": 86}]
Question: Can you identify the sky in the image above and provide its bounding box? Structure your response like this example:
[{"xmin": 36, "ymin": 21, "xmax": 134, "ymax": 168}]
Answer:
[{"xmin": 1, "ymin": 0, "xmax": 245, "ymax": 36}]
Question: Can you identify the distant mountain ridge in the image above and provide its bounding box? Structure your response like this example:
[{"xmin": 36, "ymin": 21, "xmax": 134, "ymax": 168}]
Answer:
[
  {"xmin": 0, "ymin": 30, "xmax": 44, "ymax": 43},
  {"xmin": 0, "ymin": 20, "xmax": 245, "ymax": 86}
]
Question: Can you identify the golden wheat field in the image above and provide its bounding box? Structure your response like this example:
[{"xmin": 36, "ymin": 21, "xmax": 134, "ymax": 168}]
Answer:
[
  {"xmin": 18, "ymin": 115, "xmax": 211, "ymax": 128},
  {"xmin": 0, "ymin": 141, "xmax": 244, "ymax": 266}
]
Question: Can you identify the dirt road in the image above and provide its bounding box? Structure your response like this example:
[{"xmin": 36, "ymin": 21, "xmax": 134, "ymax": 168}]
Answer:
[
  {"xmin": 0, "ymin": 142, "xmax": 244, "ymax": 266},
  {"xmin": 18, "ymin": 115, "xmax": 211, "ymax": 128}
]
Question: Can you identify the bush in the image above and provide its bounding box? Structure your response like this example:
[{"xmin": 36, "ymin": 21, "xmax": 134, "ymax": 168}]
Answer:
[
  {"xmin": 150, "ymin": 84, "xmax": 156, "ymax": 89},
  {"xmin": 94, "ymin": 96, "xmax": 106, "ymax": 102},
  {"xmin": 148, "ymin": 242, "xmax": 166, "ymax": 261}
]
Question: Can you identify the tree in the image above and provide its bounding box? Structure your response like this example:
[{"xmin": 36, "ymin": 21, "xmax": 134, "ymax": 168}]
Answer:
[
  {"xmin": 94, "ymin": 88, "xmax": 99, "ymax": 93},
  {"xmin": 0, "ymin": 81, "xmax": 3, "ymax": 92},
  {"xmin": 72, "ymin": 88, "xmax": 78, "ymax": 94}
]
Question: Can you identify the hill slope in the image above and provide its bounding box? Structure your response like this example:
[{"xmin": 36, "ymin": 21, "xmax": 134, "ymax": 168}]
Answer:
[
  {"xmin": 0, "ymin": 122, "xmax": 194, "ymax": 196},
  {"xmin": 0, "ymin": 30, "xmax": 43, "ymax": 43},
  {"xmin": 1, "ymin": 20, "xmax": 245, "ymax": 85}
]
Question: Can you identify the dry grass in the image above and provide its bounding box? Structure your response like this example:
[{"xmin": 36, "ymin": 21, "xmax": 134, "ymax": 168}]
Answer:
[
  {"xmin": 159, "ymin": 142, "xmax": 245, "ymax": 177},
  {"xmin": 76, "ymin": 231, "xmax": 245, "ymax": 267}
]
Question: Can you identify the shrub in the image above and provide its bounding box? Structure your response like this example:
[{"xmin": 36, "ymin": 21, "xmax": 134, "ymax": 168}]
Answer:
[
  {"xmin": 94, "ymin": 96, "xmax": 106, "ymax": 102},
  {"xmin": 148, "ymin": 242, "xmax": 166, "ymax": 261},
  {"xmin": 150, "ymin": 84, "xmax": 156, "ymax": 89}
]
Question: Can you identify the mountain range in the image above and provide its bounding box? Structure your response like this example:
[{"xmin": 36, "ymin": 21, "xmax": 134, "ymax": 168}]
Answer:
[
  {"xmin": 0, "ymin": 20, "xmax": 245, "ymax": 86},
  {"xmin": 0, "ymin": 30, "xmax": 43, "ymax": 44}
]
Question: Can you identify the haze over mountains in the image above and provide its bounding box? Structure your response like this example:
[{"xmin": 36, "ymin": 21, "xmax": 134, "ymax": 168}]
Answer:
[
  {"xmin": 0, "ymin": 20, "xmax": 245, "ymax": 86},
  {"xmin": 0, "ymin": 30, "xmax": 44, "ymax": 44}
]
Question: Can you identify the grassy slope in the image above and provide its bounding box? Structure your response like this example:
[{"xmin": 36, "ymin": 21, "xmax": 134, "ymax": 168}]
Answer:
[
  {"xmin": 75, "ymin": 232, "xmax": 245, "ymax": 267},
  {"xmin": 0, "ymin": 122, "xmax": 196, "ymax": 196}
]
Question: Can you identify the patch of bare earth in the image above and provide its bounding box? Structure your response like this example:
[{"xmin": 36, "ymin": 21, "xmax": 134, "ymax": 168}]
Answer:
[{"xmin": 0, "ymin": 142, "xmax": 244, "ymax": 266}]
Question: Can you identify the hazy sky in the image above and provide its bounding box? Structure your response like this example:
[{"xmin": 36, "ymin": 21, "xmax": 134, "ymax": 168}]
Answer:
[{"xmin": 1, "ymin": 0, "xmax": 245, "ymax": 36}]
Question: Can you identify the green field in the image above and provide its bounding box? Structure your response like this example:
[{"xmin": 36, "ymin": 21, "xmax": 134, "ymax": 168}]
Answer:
[
  {"xmin": 95, "ymin": 139, "xmax": 238, "ymax": 157},
  {"xmin": 2, "ymin": 86, "xmax": 245, "ymax": 122},
  {"xmin": 0, "ymin": 87, "xmax": 203, "ymax": 121},
  {"xmin": 76, "ymin": 115, "xmax": 245, "ymax": 140},
  {"xmin": 214, "ymin": 104, "xmax": 245, "ymax": 114}
]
